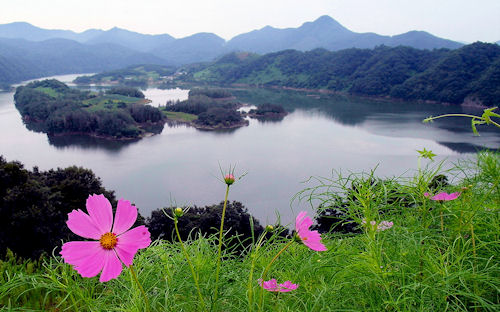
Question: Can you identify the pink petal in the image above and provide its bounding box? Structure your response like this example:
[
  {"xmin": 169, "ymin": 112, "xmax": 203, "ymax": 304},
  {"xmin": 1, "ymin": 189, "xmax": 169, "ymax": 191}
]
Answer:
[
  {"xmin": 114, "ymin": 245, "xmax": 136, "ymax": 267},
  {"xmin": 86, "ymin": 194, "xmax": 113, "ymax": 234},
  {"xmin": 73, "ymin": 247, "xmax": 107, "ymax": 278},
  {"xmin": 278, "ymin": 281, "xmax": 299, "ymax": 292},
  {"xmin": 116, "ymin": 226, "xmax": 151, "ymax": 254},
  {"xmin": 447, "ymin": 192, "xmax": 461, "ymax": 200},
  {"xmin": 295, "ymin": 211, "xmax": 307, "ymax": 231},
  {"xmin": 431, "ymin": 192, "xmax": 447, "ymax": 201},
  {"xmin": 99, "ymin": 251, "xmax": 123, "ymax": 282},
  {"xmin": 112, "ymin": 199, "xmax": 138, "ymax": 235},
  {"xmin": 296, "ymin": 211, "xmax": 314, "ymax": 237},
  {"xmin": 262, "ymin": 279, "xmax": 279, "ymax": 291},
  {"xmin": 60, "ymin": 241, "xmax": 102, "ymax": 264},
  {"xmin": 66, "ymin": 209, "xmax": 102, "ymax": 239},
  {"xmin": 423, "ymin": 192, "xmax": 431, "ymax": 198},
  {"xmin": 302, "ymin": 230, "xmax": 327, "ymax": 251}
]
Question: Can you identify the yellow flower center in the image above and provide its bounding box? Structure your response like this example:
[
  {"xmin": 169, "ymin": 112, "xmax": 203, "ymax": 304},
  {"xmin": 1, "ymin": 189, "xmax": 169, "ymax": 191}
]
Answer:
[{"xmin": 99, "ymin": 232, "xmax": 117, "ymax": 249}]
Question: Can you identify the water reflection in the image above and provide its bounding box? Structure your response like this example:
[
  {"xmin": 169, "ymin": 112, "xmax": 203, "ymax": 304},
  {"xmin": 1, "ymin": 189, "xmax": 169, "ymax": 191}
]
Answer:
[
  {"xmin": 2, "ymin": 77, "xmax": 499, "ymax": 225},
  {"xmin": 232, "ymin": 88, "xmax": 500, "ymax": 153},
  {"xmin": 47, "ymin": 134, "xmax": 140, "ymax": 152}
]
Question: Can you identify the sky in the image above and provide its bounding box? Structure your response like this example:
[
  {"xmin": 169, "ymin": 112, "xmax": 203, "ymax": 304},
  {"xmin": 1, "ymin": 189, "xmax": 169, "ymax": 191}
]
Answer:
[{"xmin": 1, "ymin": 0, "xmax": 499, "ymax": 43}]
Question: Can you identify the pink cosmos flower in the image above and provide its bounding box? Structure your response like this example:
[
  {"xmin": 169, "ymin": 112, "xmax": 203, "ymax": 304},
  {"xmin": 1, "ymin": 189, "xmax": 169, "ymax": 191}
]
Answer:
[
  {"xmin": 425, "ymin": 192, "xmax": 461, "ymax": 201},
  {"xmin": 259, "ymin": 279, "xmax": 299, "ymax": 292},
  {"xmin": 60, "ymin": 194, "xmax": 151, "ymax": 282},
  {"xmin": 295, "ymin": 211, "xmax": 327, "ymax": 251}
]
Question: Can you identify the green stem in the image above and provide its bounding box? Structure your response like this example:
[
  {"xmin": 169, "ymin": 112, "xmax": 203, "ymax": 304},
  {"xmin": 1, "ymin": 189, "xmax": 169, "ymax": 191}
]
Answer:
[
  {"xmin": 258, "ymin": 239, "xmax": 295, "ymax": 312},
  {"xmin": 175, "ymin": 218, "xmax": 206, "ymax": 311},
  {"xmin": 424, "ymin": 114, "xmax": 485, "ymax": 122},
  {"xmin": 440, "ymin": 203, "xmax": 444, "ymax": 232},
  {"xmin": 213, "ymin": 184, "xmax": 230, "ymax": 307},
  {"xmin": 248, "ymin": 233, "xmax": 267, "ymax": 312},
  {"xmin": 129, "ymin": 265, "xmax": 150, "ymax": 312}
]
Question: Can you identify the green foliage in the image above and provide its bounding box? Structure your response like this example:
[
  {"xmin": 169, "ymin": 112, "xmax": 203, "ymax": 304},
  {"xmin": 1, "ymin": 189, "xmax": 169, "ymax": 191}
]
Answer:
[
  {"xmin": 106, "ymin": 87, "xmax": 145, "ymax": 98},
  {"xmin": 391, "ymin": 42, "xmax": 500, "ymax": 104},
  {"xmin": 195, "ymin": 107, "xmax": 245, "ymax": 128},
  {"xmin": 148, "ymin": 201, "xmax": 265, "ymax": 252},
  {"xmin": 189, "ymin": 88, "xmax": 232, "ymax": 98},
  {"xmin": 187, "ymin": 43, "xmax": 500, "ymax": 106},
  {"xmin": 248, "ymin": 103, "xmax": 286, "ymax": 116},
  {"xmin": 424, "ymin": 106, "xmax": 500, "ymax": 136},
  {"xmin": 1, "ymin": 152, "xmax": 499, "ymax": 311},
  {"xmin": 164, "ymin": 88, "xmax": 245, "ymax": 129},
  {"xmin": 74, "ymin": 64, "xmax": 177, "ymax": 86},
  {"xmin": 14, "ymin": 79, "xmax": 165, "ymax": 139},
  {"xmin": 0, "ymin": 156, "xmax": 116, "ymax": 259}
]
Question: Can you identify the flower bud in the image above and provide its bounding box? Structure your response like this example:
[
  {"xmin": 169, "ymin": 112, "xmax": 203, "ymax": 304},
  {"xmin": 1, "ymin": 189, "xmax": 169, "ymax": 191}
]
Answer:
[
  {"xmin": 174, "ymin": 207, "xmax": 184, "ymax": 218},
  {"xmin": 265, "ymin": 225, "xmax": 274, "ymax": 232},
  {"xmin": 224, "ymin": 174, "xmax": 235, "ymax": 185}
]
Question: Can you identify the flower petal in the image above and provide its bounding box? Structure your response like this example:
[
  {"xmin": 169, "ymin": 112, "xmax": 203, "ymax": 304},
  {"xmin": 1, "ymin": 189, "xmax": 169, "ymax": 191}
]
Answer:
[
  {"xmin": 112, "ymin": 199, "xmax": 138, "ymax": 235},
  {"xmin": 295, "ymin": 211, "xmax": 307, "ymax": 231},
  {"xmin": 262, "ymin": 279, "xmax": 279, "ymax": 291},
  {"xmin": 278, "ymin": 281, "xmax": 299, "ymax": 292},
  {"xmin": 114, "ymin": 245, "xmax": 136, "ymax": 267},
  {"xmin": 86, "ymin": 194, "xmax": 113, "ymax": 234},
  {"xmin": 66, "ymin": 209, "xmax": 102, "ymax": 239},
  {"xmin": 60, "ymin": 241, "xmax": 102, "ymax": 264},
  {"xmin": 99, "ymin": 251, "xmax": 123, "ymax": 282},
  {"xmin": 115, "ymin": 226, "xmax": 151, "ymax": 264},
  {"xmin": 448, "ymin": 192, "xmax": 461, "ymax": 200},
  {"xmin": 71, "ymin": 245, "xmax": 107, "ymax": 278},
  {"xmin": 302, "ymin": 230, "xmax": 327, "ymax": 251},
  {"xmin": 117, "ymin": 226, "xmax": 151, "ymax": 250},
  {"xmin": 297, "ymin": 213, "xmax": 313, "ymax": 236}
]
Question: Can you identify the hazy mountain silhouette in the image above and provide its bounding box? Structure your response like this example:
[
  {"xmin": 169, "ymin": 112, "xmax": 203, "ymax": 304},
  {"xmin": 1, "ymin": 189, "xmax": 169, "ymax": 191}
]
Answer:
[
  {"xmin": 0, "ymin": 16, "xmax": 466, "ymax": 84},
  {"xmin": 0, "ymin": 37, "xmax": 169, "ymax": 84},
  {"xmin": 86, "ymin": 27, "xmax": 175, "ymax": 52},
  {"xmin": 226, "ymin": 16, "xmax": 463, "ymax": 53}
]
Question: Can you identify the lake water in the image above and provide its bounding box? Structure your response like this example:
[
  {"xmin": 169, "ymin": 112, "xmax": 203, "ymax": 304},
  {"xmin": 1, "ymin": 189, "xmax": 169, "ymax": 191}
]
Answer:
[{"xmin": 1, "ymin": 74, "xmax": 498, "ymax": 226}]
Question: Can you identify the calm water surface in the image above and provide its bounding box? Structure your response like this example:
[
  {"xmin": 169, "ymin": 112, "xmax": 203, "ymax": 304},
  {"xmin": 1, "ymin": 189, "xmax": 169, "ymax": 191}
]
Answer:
[{"xmin": 1, "ymin": 74, "xmax": 498, "ymax": 225}]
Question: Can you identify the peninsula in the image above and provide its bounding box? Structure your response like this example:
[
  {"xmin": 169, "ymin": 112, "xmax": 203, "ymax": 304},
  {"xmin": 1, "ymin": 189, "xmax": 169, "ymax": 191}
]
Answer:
[{"xmin": 14, "ymin": 80, "xmax": 166, "ymax": 140}]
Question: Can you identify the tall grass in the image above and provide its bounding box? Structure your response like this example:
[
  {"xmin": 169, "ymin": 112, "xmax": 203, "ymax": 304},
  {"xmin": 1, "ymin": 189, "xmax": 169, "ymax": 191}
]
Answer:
[{"xmin": 1, "ymin": 151, "xmax": 499, "ymax": 311}]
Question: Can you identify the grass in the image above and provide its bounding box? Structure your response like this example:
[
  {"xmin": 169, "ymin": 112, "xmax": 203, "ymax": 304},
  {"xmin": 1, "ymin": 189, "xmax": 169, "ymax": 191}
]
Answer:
[
  {"xmin": 34, "ymin": 87, "xmax": 61, "ymax": 98},
  {"xmin": 82, "ymin": 94, "xmax": 146, "ymax": 112},
  {"xmin": 163, "ymin": 110, "xmax": 198, "ymax": 122},
  {"xmin": 1, "ymin": 151, "xmax": 499, "ymax": 311}
]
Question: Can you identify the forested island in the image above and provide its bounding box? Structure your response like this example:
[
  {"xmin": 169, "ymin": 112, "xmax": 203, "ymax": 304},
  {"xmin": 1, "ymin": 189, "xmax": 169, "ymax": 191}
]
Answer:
[
  {"xmin": 14, "ymin": 80, "xmax": 165, "ymax": 139},
  {"xmin": 162, "ymin": 88, "xmax": 249, "ymax": 130},
  {"xmin": 246, "ymin": 103, "xmax": 288, "ymax": 120}
]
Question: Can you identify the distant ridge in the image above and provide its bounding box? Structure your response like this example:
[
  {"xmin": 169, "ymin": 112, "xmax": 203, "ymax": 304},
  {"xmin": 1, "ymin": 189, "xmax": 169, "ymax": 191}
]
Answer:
[{"xmin": 0, "ymin": 16, "xmax": 467, "ymax": 85}]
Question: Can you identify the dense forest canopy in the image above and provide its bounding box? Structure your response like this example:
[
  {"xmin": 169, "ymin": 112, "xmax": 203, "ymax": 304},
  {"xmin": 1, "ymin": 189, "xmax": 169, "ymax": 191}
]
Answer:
[
  {"xmin": 14, "ymin": 79, "xmax": 165, "ymax": 139},
  {"xmin": 164, "ymin": 88, "xmax": 248, "ymax": 129},
  {"xmin": 182, "ymin": 42, "xmax": 500, "ymax": 106}
]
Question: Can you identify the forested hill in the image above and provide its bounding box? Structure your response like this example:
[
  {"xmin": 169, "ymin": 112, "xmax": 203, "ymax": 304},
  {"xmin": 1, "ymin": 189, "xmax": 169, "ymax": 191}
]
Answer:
[{"xmin": 184, "ymin": 42, "xmax": 500, "ymax": 106}]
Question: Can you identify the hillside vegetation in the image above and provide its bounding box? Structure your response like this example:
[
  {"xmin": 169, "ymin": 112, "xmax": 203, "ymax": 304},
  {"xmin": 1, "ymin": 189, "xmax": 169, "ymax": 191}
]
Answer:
[{"xmin": 184, "ymin": 42, "xmax": 500, "ymax": 106}]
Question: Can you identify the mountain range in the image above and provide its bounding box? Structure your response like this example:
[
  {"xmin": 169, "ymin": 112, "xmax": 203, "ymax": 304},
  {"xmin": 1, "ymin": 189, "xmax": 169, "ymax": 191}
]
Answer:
[{"xmin": 0, "ymin": 15, "xmax": 483, "ymax": 85}]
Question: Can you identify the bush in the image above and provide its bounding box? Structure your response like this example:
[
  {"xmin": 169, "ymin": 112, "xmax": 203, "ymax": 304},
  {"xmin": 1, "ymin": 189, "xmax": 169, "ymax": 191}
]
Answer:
[{"xmin": 147, "ymin": 201, "xmax": 264, "ymax": 252}]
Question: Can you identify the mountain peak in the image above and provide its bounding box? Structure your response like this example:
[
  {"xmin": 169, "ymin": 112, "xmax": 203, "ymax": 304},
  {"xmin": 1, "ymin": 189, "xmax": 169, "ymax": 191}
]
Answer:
[{"xmin": 299, "ymin": 15, "xmax": 350, "ymax": 34}]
